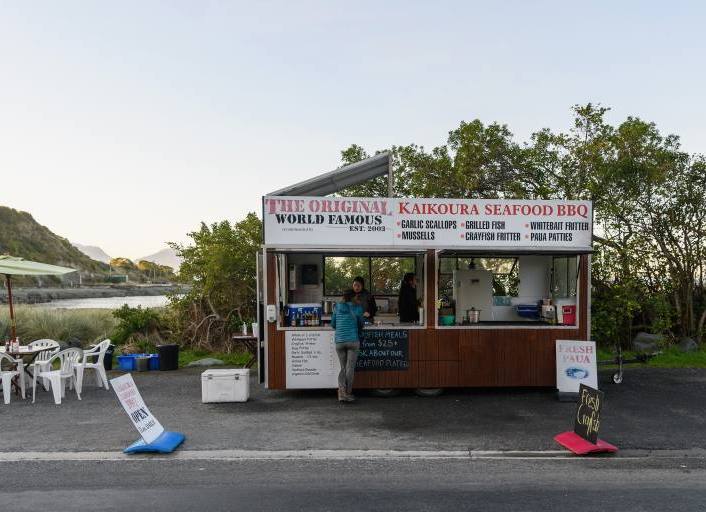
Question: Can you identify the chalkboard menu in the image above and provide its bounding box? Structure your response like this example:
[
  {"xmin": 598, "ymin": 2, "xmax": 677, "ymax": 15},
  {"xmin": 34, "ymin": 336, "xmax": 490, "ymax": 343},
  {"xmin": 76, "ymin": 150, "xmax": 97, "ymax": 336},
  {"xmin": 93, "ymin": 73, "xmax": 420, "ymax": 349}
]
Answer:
[
  {"xmin": 574, "ymin": 384, "xmax": 604, "ymax": 443},
  {"xmin": 356, "ymin": 329, "xmax": 409, "ymax": 371}
]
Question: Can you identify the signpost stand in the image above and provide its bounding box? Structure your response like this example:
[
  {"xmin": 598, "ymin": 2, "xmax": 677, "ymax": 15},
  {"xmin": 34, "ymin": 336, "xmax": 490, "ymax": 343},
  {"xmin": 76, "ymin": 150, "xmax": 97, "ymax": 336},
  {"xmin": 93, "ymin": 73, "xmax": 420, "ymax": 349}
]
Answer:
[
  {"xmin": 554, "ymin": 384, "xmax": 618, "ymax": 455},
  {"xmin": 111, "ymin": 374, "xmax": 186, "ymax": 454}
]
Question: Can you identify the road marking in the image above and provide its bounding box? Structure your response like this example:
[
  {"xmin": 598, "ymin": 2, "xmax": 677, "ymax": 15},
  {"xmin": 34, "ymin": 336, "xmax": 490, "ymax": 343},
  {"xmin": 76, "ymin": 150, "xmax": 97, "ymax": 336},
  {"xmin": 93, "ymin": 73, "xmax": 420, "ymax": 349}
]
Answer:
[{"xmin": 0, "ymin": 449, "xmax": 695, "ymax": 462}]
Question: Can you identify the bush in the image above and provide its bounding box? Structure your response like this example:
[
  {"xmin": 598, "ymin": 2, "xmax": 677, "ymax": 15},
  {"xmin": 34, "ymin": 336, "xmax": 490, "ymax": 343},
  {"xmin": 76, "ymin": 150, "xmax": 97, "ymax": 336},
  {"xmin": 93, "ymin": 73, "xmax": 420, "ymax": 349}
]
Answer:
[{"xmin": 111, "ymin": 305, "xmax": 166, "ymax": 345}]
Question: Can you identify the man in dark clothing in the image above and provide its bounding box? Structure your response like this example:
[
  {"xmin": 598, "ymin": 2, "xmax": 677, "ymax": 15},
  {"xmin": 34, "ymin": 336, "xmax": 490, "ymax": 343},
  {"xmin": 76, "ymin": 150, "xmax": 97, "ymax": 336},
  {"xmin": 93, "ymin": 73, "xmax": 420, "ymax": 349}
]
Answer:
[
  {"xmin": 398, "ymin": 272, "xmax": 420, "ymax": 323},
  {"xmin": 351, "ymin": 276, "xmax": 376, "ymax": 322}
]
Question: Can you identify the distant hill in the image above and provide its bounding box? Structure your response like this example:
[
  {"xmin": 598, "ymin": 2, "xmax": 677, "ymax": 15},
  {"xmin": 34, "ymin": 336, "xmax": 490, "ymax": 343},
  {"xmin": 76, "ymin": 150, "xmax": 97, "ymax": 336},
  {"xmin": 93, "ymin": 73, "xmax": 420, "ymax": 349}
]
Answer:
[
  {"xmin": 137, "ymin": 247, "xmax": 182, "ymax": 272},
  {"xmin": 72, "ymin": 242, "xmax": 112, "ymax": 264},
  {"xmin": 0, "ymin": 206, "xmax": 108, "ymax": 279}
]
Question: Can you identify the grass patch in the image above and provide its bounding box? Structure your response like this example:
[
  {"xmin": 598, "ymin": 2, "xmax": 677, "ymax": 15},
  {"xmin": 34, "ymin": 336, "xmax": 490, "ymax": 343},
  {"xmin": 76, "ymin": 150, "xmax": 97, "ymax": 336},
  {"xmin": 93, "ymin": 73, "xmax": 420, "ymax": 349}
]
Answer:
[
  {"xmin": 0, "ymin": 306, "xmax": 117, "ymax": 343},
  {"xmin": 597, "ymin": 345, "xmax": 706, "ymax": 369},
  {"xmin": 178, "ymin": 349, "xmax": 252, "ymax": 368},
  {"xmin": 646, "ymin": 346, "xmax": 706, "ymax": 368}
]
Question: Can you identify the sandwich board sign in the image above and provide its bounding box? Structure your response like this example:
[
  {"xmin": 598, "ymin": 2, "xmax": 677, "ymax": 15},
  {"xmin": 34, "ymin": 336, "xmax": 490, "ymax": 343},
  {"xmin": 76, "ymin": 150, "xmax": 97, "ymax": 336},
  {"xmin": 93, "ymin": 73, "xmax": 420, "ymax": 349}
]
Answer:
[
  {"xmin": 556, "ymin": 340, "xmax": 598, "ymax": 395},
  {"xmin": 553, "ymin": 383, "xmax": 617, "ymax": 454},
  {"xmin": 111, "ymin": 373, "xmax": 164, "ymax": 444},
  {"xmin": 574, "ymin": 383, "xmax": 604, "ymax": 444}
]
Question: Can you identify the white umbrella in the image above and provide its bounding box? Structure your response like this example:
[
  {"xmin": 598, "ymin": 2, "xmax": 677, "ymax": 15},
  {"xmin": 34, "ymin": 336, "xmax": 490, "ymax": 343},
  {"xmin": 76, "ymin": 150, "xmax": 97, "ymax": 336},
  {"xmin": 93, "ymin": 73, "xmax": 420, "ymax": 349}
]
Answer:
[{"xmin": 0, "ymin": 256, "xmax": 76, "ymax": 340}]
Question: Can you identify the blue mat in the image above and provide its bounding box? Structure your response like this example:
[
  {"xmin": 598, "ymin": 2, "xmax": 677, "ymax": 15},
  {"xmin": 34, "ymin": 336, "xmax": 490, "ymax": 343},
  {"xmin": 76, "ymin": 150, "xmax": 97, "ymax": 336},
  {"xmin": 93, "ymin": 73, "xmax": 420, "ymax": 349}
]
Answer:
[{"xmin": 124, "ymin": 431, "xmax": 186, "ymax": 454}]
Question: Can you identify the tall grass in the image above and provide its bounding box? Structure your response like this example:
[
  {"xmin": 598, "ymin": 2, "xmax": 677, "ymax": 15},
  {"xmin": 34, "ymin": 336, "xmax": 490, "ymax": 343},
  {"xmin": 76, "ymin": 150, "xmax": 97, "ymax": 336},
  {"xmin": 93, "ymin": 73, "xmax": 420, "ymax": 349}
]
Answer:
[{"xmin": 0, "ymin": 306, "xmax": 117, "ymax": 344}]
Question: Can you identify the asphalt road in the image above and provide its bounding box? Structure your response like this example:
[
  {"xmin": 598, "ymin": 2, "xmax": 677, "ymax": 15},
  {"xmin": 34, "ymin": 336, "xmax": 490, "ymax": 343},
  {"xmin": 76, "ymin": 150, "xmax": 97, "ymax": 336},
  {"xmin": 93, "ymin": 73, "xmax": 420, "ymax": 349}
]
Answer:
[{"xmin": 3, "ymin": 457, "xmax": 705, "ymax": 512}]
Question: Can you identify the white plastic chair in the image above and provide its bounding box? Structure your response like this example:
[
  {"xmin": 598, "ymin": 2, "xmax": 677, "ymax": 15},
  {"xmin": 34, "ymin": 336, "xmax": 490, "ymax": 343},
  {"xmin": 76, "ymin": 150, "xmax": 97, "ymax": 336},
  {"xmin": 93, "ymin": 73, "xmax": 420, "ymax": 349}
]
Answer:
[
  {"xmin": 32, "ymin": 348, "xmax": 83, "ymax": 404},
  {"xmin": 0, "ymin": 352, "xmax": 25, "ymax": 403},
  {"xmin": 28, "ymin": 339, "xmax": 60, "ymax": 390},
  {"xmin": 74, "ymin": 339, "xmax": 111, "ymax": 392}
]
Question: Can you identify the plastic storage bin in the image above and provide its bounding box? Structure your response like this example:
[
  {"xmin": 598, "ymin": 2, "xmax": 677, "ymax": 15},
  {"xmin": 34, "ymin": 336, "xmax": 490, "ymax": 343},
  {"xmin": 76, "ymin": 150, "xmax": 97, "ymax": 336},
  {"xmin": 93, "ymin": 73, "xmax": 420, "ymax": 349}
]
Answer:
[
  {"xmin": 135, "ymin": 356, "xmax": 150, "ymax": 372},
  {"xmin": 117, "ymin": 355, "xmax": 136, "ymax": 372},
  {"xmin": 117, "ymin": 353, "xmax": 159, "ymax": 372},
  {"xmin": 516, "ymin": 304, "xmax": 540, "ymax": 319},
  {"xmin": 148, "ymin": 354, "xmax": 160, "ymax": 370},
  {"xmin": 201, "ymin": 369, "xmax": 250, "ymax": 403},
  {"xmin": 562, "ymin": 305, "xmax": 577, "ymax": 325}
]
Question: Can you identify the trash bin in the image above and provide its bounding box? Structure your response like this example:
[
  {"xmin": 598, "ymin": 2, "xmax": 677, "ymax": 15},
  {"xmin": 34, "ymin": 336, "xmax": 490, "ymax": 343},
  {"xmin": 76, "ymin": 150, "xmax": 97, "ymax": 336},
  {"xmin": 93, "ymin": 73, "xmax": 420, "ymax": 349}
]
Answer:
[
  {"xmin": 104, "ymin": 344, "xmax": 115, "ymax": 371},
  {"xmin": 157, "ymin": 344, "xmax": 179, "ymax": 371},
  {"xmin": 135, "ymin": 356, "xmax": 150, "ymax": 372}
]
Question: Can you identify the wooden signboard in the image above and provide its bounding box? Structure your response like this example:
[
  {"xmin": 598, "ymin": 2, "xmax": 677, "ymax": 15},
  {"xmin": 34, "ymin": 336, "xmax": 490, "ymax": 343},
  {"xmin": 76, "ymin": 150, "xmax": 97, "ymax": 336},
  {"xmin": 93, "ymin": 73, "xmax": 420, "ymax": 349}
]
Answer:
[
  {"xmin": 574, "ymin": 383, "xmax": 603, "ymax": 444},
  {"xmin": 356, "ymin": 329, "xmax": 409, "ymax": 371}
]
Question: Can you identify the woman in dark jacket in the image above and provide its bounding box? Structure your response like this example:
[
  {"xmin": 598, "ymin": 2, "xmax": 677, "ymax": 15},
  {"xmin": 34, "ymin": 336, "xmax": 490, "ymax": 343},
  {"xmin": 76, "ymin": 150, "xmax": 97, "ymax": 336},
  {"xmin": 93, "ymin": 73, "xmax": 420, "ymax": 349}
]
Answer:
[{"xmin": 398, "ymin": 272, "xmax": 419, "ymax": 323}]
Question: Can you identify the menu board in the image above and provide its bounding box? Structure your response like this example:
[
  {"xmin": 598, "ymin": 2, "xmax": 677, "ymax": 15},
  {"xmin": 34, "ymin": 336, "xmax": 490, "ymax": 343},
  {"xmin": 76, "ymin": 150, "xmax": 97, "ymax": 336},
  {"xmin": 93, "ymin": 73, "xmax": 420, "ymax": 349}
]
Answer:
[
  {"xmin": 264, "ymin": 196, "xmax": 592, "ymax": 249},
  {"xmin": 356, "ymin": 329, "xmax": 409, "ymax": 371},
  {"xmin": 285, "ymin": 330, "xmax": 339, "ymax": 389}
]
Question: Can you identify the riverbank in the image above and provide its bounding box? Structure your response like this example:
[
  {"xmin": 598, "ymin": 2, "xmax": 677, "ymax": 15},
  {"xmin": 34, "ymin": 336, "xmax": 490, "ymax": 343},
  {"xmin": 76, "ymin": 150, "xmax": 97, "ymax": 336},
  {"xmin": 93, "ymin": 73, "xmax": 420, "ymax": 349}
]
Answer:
[{"xmin": 0, "ymin": 284, "xmax": 186, "ymax": 305}]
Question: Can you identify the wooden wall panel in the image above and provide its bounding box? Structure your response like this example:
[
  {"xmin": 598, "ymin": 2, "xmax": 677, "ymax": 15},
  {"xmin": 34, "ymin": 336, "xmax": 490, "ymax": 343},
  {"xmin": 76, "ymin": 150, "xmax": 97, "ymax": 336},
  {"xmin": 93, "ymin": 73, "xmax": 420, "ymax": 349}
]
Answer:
[
  {"xmin": 425, "ymin": 249, "xmax": 436, "ymax": 332},
  {"xmin": 418, "ymin": 361, "xmax": 440, "ymax": 388},
  {"xmin": 416, "ymin": 329, "xmax": 438, "ymax": 361},
  {"xmin": 437, "ymin": 330, "xmax": 460, "ymax": 361},
  {"xmin": 438, "ymin": 361, "xmax": 459, "ymax": 387},
  {"xmin": 580, "ymin": 254, "xmax": 589, "ymax": 340},
  {"xmin": 408, "ymin": 330, "xmax": 421, "ymax": 361}
]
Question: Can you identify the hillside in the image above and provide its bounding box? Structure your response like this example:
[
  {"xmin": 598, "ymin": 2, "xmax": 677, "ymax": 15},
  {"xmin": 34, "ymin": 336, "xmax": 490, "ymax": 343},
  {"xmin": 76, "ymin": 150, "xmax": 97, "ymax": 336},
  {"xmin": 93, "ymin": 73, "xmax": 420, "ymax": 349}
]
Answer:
[
  {"xmin": 137, "ymin": 247, "xmax": 182, "ymax": 271},
  {"xmin": 73, "ymin": 242, "xmax": 112, "ymax": 264},
  {"xmin": 0, "ymin": 206, "xmax": 108, "ymax": 276}
]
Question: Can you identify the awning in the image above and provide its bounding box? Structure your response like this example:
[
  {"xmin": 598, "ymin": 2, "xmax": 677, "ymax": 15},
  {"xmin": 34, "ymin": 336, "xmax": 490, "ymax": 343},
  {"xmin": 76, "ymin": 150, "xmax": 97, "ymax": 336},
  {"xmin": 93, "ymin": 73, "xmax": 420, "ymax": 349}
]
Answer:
[{"xmin": 267, "ymin": 152, "xmax": 391, "ymax": 197}]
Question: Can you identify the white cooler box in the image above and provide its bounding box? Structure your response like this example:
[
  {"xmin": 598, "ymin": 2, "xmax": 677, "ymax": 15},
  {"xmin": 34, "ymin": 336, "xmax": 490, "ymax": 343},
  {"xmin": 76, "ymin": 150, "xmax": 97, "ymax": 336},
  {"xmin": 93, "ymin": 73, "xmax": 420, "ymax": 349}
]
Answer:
[{"xmin": 201, "ymin": 369, "xmax": 250, "ymax": 403}]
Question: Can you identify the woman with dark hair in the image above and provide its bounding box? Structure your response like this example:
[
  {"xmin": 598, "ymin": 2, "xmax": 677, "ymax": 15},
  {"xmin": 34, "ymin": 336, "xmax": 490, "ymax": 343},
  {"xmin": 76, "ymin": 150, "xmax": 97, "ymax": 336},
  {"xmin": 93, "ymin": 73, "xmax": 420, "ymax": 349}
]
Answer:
[
  {"xmin": 330, "ymin": 289, "xmax": 364, "ymax": 402},
  {"xmin": 398, "ymin": 272, "xmax": 419, "ymax": 323},
  {"xmin": 351, "ymin": 276, "xmax": 377, "ymax": 322}
]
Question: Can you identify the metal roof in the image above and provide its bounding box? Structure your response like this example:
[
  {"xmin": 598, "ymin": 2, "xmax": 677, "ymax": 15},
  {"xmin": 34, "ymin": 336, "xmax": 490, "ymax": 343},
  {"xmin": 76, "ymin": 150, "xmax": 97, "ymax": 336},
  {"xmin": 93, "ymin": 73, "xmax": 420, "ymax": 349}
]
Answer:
[{"xmin": 267, "ymin": 152, "xmax": 391, "ymax": 196}]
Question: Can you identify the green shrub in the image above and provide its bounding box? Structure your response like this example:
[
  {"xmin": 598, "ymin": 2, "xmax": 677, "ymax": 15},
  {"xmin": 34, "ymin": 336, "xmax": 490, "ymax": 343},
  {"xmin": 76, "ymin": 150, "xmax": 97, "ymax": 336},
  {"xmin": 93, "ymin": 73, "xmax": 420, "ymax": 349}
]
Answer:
[{"xmin": 111, "ymin": 305, "xmax": 165, "ymax": 345}]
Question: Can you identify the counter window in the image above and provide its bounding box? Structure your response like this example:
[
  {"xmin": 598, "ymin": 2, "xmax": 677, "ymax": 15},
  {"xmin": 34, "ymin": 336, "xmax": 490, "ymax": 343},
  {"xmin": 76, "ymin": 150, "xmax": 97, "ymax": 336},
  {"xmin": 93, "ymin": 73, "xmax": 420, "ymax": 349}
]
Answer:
[
  {"xmin": 324, "ymin": 255, "xmax": 416, "ymax": 296},
  {"xmin": 274, "ymin": 252, "xmax": 425, "ymax": 329},
  {"xmin": 437, "ymin": 254, "xmax": 580, "ymax": 326}
]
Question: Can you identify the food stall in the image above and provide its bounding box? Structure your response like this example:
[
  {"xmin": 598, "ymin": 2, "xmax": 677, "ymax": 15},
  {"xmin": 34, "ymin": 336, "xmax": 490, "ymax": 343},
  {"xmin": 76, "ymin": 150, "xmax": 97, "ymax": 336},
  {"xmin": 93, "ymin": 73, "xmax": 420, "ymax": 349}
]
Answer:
[{"xmin": 257, "ymin": 159, "xmax": 592, "ymax": 391}]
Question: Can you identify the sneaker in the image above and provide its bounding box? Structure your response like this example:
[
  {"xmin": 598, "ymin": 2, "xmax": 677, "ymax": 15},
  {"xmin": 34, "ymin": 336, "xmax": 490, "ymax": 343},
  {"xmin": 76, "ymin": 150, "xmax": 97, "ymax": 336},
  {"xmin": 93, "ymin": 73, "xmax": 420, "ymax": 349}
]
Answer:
[
  {"xmin": 337, "ymin": 387, "xmax": 345, "ymax": 402},
  {"xmin": 343, "ymin": 393, "xmax": 356, "ymax": 402}
]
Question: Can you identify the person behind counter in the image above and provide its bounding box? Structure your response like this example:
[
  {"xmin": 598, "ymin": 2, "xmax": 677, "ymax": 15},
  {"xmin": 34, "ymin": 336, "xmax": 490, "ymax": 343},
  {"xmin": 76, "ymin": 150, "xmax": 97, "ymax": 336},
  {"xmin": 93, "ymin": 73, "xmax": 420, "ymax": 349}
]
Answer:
[
  {"xmin": 398, "ymin": 272, "xmax": 420, "ymax": 323},
  {"xmin": 351, "ymin": 276, "xmax": 377, "ymax": 321},
  {"xmin": 330, "ymin": 290, "xmax": 364, "ymax": 402}
]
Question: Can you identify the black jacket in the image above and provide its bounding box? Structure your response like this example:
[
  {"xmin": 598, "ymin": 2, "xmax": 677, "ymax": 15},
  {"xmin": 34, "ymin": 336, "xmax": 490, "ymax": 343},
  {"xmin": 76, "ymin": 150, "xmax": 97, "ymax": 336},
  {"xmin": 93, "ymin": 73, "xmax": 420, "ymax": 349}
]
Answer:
[{"xmin": 398, "ymin": 283, "xmax": 419, "ymax": 323}]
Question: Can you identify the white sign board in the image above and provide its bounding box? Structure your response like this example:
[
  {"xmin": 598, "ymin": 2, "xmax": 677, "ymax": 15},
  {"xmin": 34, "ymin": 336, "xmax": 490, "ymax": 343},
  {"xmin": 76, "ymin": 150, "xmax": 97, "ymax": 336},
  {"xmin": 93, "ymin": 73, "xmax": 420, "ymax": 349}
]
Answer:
[
  {"xmin": 286, "ymin": 330, "xmax": 339, "ymax": 389},
  {"xmin": 110, "ymin": 373, "xmax": 165, "ymax": 444},
  {"xmin": 264, "ymin": 196, "xmax": 592, "ymax": 250},
  {"xmin": 556, "ymin": 340, "xmax": 598, "ymax": 393}
]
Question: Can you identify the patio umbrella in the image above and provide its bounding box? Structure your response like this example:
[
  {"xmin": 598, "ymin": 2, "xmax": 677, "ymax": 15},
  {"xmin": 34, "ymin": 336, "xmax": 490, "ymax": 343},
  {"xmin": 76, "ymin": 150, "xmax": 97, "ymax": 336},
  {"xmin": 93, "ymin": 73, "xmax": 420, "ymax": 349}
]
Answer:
[{"xmin": 0, "ymin": 256, "xmax": 76, "ymax": 340}]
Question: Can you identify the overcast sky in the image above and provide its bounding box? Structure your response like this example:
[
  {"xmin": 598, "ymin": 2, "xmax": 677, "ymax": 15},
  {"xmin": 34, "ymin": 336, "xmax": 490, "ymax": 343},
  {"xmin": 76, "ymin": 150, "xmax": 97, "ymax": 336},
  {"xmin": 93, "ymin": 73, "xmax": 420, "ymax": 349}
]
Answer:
[{"xmin": 1, "ymin": 1, "xmax": 704, "ymax": 259}]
